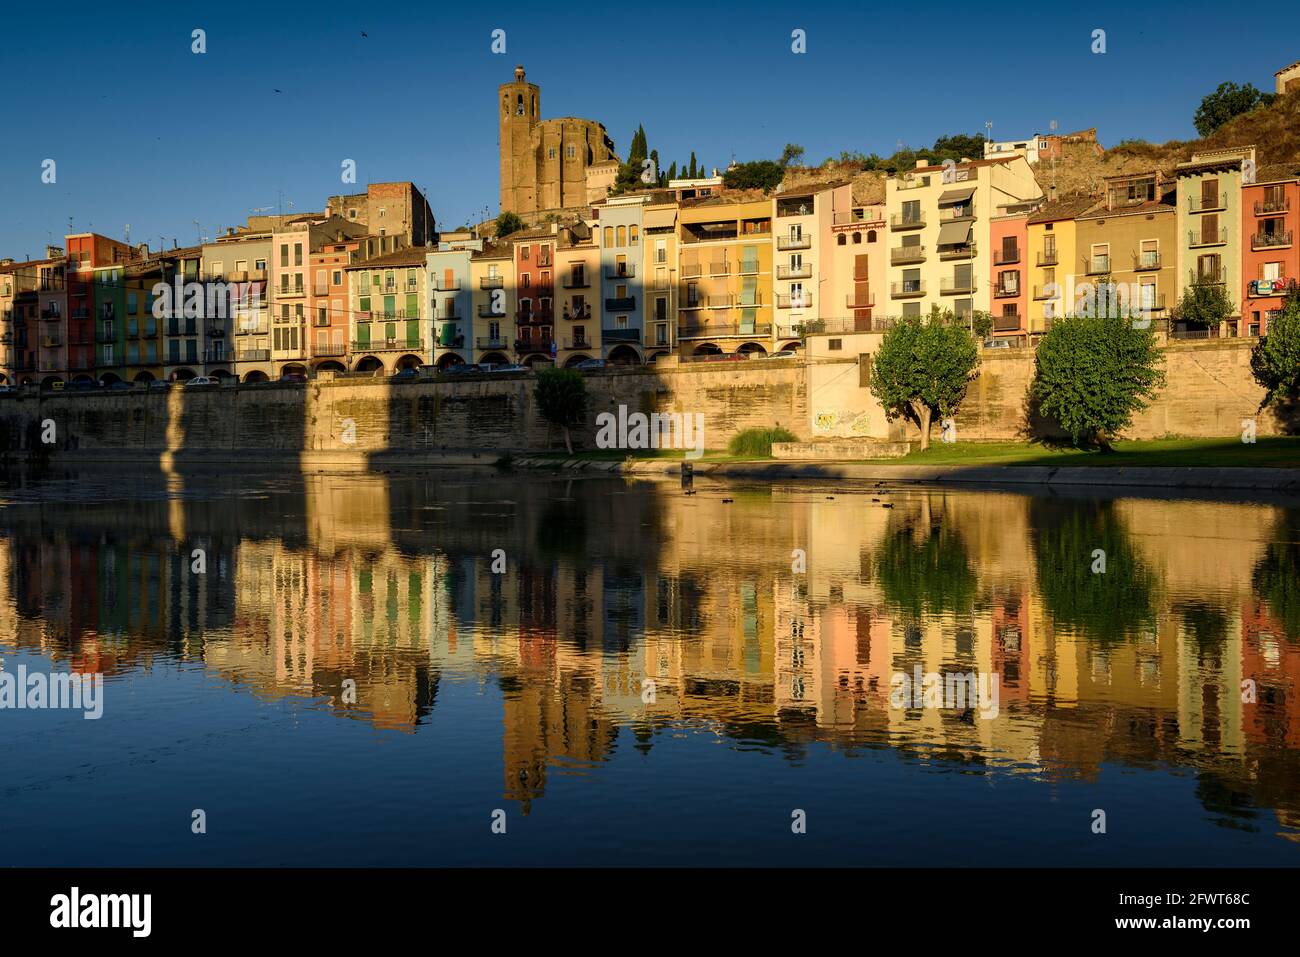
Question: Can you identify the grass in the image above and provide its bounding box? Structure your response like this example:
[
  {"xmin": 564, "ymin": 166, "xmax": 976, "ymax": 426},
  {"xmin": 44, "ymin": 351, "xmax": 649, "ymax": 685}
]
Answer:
[
  {"xmin": 727, "ymin": 426, "xmax": 797, "ymax": 458},
  {"xmin": 860, "ymin": 437, "xmax": 1300, "ymax": 469}
]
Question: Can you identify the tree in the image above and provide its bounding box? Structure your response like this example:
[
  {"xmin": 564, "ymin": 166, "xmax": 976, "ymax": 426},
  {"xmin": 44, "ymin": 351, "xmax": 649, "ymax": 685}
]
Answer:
[
  {"xmin": 611, "ymin": 124, "xmax": 652, "ymax": 195},
  {"xmin": 533, "ymin": 368, "xmax": 587, "ymax": 455},
  {"xmin": 667, "ymin": 161, "xmax": 677, "ymax": 182},
  {"xmin": 688, "ymin": 152, "xmax": 698, "ymax": 178},
  {"xmin": 495, "ymin": 211, "xmax": 524, "ymax": 239},
  {"xmin": 779, "ymin": 143, "xmax": 805, "ymax": 168},
  {"xmin": 869, "ymin": 312, "xmax": 980, "ymax": 450},
  {"xmin": 1194, "ymin": 81, "xmax": 1275, "ymax": 136},
  {"xmin": 1250, "ymin": 286, "xmax": 1300, "ymax": 409},
  {"xmin": 1172, "ymin": 278, "xmax": 1234, "ymax": 328},
  {"xmin": 930, "ymin": 133, "xmax": 986, "ymax": 162},
  {"xmin": 1032, "ymin": 311, "xmax": 1165, "ymax": 450},
  {"xmin": 722, "ymin": 160, "xmax": 784, "ymax": 192}
]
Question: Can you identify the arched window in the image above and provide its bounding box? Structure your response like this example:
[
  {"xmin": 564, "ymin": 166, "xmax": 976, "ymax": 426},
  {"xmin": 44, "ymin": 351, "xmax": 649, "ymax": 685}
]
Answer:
[
  {"xmin": 837, "ymin": 234, "xmax": 846, "ymax": 246},
  {"xmin": 852, "ymin": 232, "xmax": 862, "ymax": 244},
  {"xmin": 616, "ymin": 226, "xmax": 626, "ymax": 246},
  {"xmin": 604, "ymin": 226, "xmax": 613, "ymax": 247},
  {"xmin": 867, "ymin": 230, "xmax": 877, "ymax": 243},
  {"xmin": 516, "ymin": 94, "xmax": 523, "ymax": 116}
]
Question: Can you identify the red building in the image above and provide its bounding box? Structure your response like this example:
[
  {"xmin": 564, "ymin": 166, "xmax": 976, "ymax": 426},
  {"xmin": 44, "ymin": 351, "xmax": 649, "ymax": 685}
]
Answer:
[
  {"xmin": 512, "ymin": 228, "xmax": 556, "ymax": 363},
  {"xmin": 64, "ymin": 233, "xmax": 134, "ymax": 382},
  {"xmin": 1240, "ymin": 164, "xmax": 1300, "ymax": 336}
]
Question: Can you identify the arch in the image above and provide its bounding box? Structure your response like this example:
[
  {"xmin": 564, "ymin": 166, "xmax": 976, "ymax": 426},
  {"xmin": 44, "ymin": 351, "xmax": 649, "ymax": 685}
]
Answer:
[
  {"xmin": 692, "ymin": 343, "xmax": 723, "ymax": 357},
  {"xmin": 99, "ymin": 372, "xmax": 122, "ymax": 386},
  {"xmin": 242, "ymin": 369, "xmax": 270, "ymax": 384},
  {"xmin": 607, "ymin": 344, "xmax": 641, "ymax": 366},
  {"xmin": 563, "ymin": 353, "xmax": 593, "ymax": 368},
  {"xmin": 208, "ymin": 368, "xmax": 233, "ymax": 380},
  {"xmin": 479, "ymin": 351, "xmax": 509, "ymax": 366},
  {"xmin": 0, "ymin": 373, "xmax": 7, "ymax": 385},
  {"xmin": 778, "ymin": 340, "xmax": 802, "ymax": 352},
  {"xmin": 354, "ymin": 355, "xmax": 384, "ymax": 373},
  {"xmin": 19, "ymin": 376, "xmax": 35, "ymax": 386},
  {"xmin": 736, "ymin": 342, "xmax": 768, "ymax": 356},
  {"xmin": 280, "ymin": 363, "xmax": 308, "ymax": 378},
  {"xmin": 647, "ymin": 350, "xmax": 672, "ymax": 364},
  {"xmin": 314, "ymin": 359, "xmax": 346, "ymax": 373},
  {"xmin": 520, "ymin": 352, "xmax": 551, "ymax": 368},
  {"xmin": 394, "ymin": 353, "xmax": 423, "ymax": 371},
  {"xmin": 72, "ymin": 373, "xmax": 95, "ymax": 384},
  {"xmin": 132, "ymin": 370, "xmax": 155, "ymax": 383},
  {"xmin": 867, "ymin": 229, "xmax": 877, "ymax": 242},
  {"xmin": 172, "ymin": 368, "xmax": 197, "ymax": 381},
  {"xmin": 41, "ymin": 375, "xmax": 63, "ymax": 389},
  {"xmin": 435, "ymin": 352, "xmax": 465, "ymax": 370}
]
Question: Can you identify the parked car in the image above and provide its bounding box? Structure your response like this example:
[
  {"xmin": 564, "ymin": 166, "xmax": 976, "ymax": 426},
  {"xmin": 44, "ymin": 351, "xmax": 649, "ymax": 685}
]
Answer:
[
  {"xmin": 68, "ymin": 379, "xmax": 100, "ymax": 391},
  {"xmin": 983, "ymin": 339, "xmax": 1012, "ymax": 350},
  {"xmin": 280, "ymin": 372, "xmax": 308, "ymax": 383},
  {"xmin": 700, "ymin": 352, "xmax": 749, "ymax": 362},
  {"xmin": 0, "ymin": 385, "xmax": 17, "ymax": 396},
  {"xmin": 766, "ymin": 350, "xmax": 798, "ymax": 360},
  {"xmin": 146, "ymin": 379, "xmax": 171, "ymax": 390},
  {"xmin": 487, "ymin": 363, "xmax": 527, "ymax": 374},
  {"xmin": 574, "ymin": 358, "xmax": 605, "ymax": 371},
  {"xmin": 442, "ymin": 363, "xmax": 482, "ymax": 375},
  {"xmin": 185, "ymin": 376, "xmax": 218, "ymax": 388},
  {"xmin": 107, "ymin": 381, "xmax": 132, "ymax": 391},
  {"xmin": 392, "ymin": 367, "xmax": 421, "ymax": 379}
]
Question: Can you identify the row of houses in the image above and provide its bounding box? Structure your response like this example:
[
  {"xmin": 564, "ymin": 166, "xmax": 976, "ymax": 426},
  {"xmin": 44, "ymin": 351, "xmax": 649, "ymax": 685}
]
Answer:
[{"xmin": 2, "ymin": 146, "xmax": 1297, "ymax": 386}]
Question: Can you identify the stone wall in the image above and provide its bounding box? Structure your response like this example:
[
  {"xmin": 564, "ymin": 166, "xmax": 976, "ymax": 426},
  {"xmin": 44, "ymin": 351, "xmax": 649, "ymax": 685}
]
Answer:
[{"xmin": 0, "ymin": 339, "xmax": 1285, "ymax": 460}]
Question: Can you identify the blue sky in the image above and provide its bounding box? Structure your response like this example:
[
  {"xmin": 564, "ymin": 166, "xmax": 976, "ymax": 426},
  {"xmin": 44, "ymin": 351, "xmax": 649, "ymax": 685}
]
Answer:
[{"xmin": 2, "ymin": 0, "xmax": 1297, "ymax": 260}]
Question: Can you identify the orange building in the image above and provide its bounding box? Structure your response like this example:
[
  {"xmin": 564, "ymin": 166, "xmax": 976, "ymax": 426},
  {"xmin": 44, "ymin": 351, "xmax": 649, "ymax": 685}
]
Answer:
[{"xmin": 1240, "ymin": 163, "xmax": 1300, "ymax": 336}]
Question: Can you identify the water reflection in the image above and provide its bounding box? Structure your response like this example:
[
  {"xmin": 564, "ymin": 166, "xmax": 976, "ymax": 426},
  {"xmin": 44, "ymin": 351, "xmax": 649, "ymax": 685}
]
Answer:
[{"xmin": 1, "ymin": 470, "xmax": 1299, "ymax": 856}]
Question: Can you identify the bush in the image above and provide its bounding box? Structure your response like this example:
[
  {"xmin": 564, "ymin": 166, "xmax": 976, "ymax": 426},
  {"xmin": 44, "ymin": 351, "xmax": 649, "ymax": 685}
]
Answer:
[{"xmin": 727, "ymin": 426, "xmax": 796, "ymax": 458}]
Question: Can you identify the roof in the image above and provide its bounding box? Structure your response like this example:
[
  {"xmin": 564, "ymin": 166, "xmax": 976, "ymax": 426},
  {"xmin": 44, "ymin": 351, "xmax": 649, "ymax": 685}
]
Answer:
[
  {"xmin": 344, "ymin": 247, "xmax": 426, "ymax": 270},
  {"xmin": 1077, "ymin": 189, "xmax": 1176, "ymax": 220},
  {"xmin": 1027, "ymin": 195, "xmax": 1099, "ymax": 224},
  {"xmin": 1275, "ymin": 60, "xmax": 1300, "ymax": 76},
  {"xmin": 1253, "ymin": 162, "xmax": 1300, "ymax": 185}
]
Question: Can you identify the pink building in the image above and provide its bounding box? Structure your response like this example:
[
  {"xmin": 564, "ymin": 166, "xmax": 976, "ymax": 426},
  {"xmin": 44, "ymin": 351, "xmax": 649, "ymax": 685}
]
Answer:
[{"xmin": 990, "ymin": 213, "xmax": 1029, "ymax": 342}]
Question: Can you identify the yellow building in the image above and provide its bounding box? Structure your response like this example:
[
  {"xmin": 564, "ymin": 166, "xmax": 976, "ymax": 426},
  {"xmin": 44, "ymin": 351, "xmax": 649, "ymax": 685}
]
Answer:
[
  {"xmin": 675, "ymin": 195, "xmax": 774, "ymax": 358},
  {"xmin": 827, "ymin": 203, "xmax": 888, "ymax": 333},
  {"xmin": 885, "ymin": 156, "xmax": 1042, "ymax": 321},
  {"xmin": 772, "ymin": 182, "xmax": 853, "ymax": 347},
  {"xmin": 1075, "ymin": 170, "xmax": 1176, "ymax": 323},
  {"xmin": 469, "ymin": 242, "xmax": 513, "ymax": 365},
  {"xmin": 554, "ymin": 222, "xmax": 601, "ymax": 366},
  {"xmin": 641, "ymin": 198, "xmax": 678, "ymax": 359},
  {"xmin": 1026, "ymin": 196, "xmax": 1095, "ymax": 333}
]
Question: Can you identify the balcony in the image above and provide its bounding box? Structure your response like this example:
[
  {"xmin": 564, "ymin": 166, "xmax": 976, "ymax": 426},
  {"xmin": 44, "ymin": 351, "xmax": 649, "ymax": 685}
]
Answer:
[
  {"xmin": 562, "ymin": 306, "xmax": 592, "ymax": 321},
  {"xmin": 237, "ymin": 349, "xmax": 271, "ymax": 361},
  {"xmin": 776, "ymin": 264, "xmax": 812, "ymax": 280},
  {"xmin": 478, "ymin": 303, "xmax": 506, "ymax": 317},
  {"xmin": 939, "ymin": 243, "xmax": 976, "ymax": 261},
  {"xmin": 515, "ymin": 338, "xmax": 555, "ymax": 353},
  {"xmin": 1085, "ymin": 255, "xmax": 1111, "ymax": 275},
  {"xmin": 1189, "ymin": 268, "xmax": 1226, "ymax": 285},
  {"xmin": 776, "ymin": 234, "xmax": 812, "ymax": 251},
  {"xmin": 681, "ymin": 263, "xmax": 704, "ymax": 279},
  {"xmin": 564, "ymin": 337, "xmax": 593, "ymax": 350},
  {"xmin": 351, "ymin": 339, "xmax": 425, "ymax": 352},
  {"xmin": 313, "ymin": 343, "xmax": 347, "ymax": 357},
  {"xmin": 562, "ymin": 274, "xmax": 591, "ymax": 288},
  {"xmin": 678, "ymin": 322, "xmax": 771, "ymax": 338},
  {"xmin": 939, "ymin": 206, "xmax": 976, "ymax": 223},
  {"xmin": 527, "ymin": 285, "xmax": 553, "ymax": 299},
  {"xmin": 1189, "ymin": 228, "xmax": 1227, "ymax": 247},
  {"xmin": 704, "ymin": 294, "xmax": 731, "ymax": 308},
  {"xmin": 480, "ymin": 276, "xmax": 504, "ymax": 290},
  {"xmin": 1187, "ymin": 192, "xmax": 1227, "ymax": 213},
  {"xmin": 890, "ymin": 212, "xmax": 925, "ymax": 230},
  {"xmin": 776, "ymin": 293, "xmax": 812, "ymax": 309},
  {"xmin": 601, "ymin": 328, "xmax": 640, "ymax": 343},
  {"xmin": 891, "ymin": 245, "xmax": 926, "ymax": 265},
  {"xmin": 708, "ymin": 260, "xmax": 730, "ymax": 276},
  {"xmin": 435, "ymin": 308, "xmax": 461, "ymax": 321},
  {"xmin": 605, "ymin": 296, "xmax": 636, "ymax": 312},
  {"xmin": 1252, "ymin": 231, "xmax": 1293, "ymax": 250},
  {"xmin": 940, "ymin": 277, "xmax": 976, "ymax": 295},
  {"xmin": 477, "ymin": 336, "xmax": 508, "ymax": 350},
  {"xmin": 1134, "ymin": 252, "xmax": 1162, "ymax": 270},
  {"xmin": 1032, "ymin": 284, "xmax": 1059, "ymax": 300},
  {"xmin": 993, "ymin": 284, "xmax": 1021, "ymax": 299},
  {"xmin": 992, "ymin": 314, "xmax": 1023, "ymax": 333},
  {"xmin": 1255, "ymin": 196, "xmax": 1290, "ymax": 215},
  {"xmin": 604, "ymin": 264, "xmax": 636, "ymax": 279},
  {"xmin": 993, "ymin": 247, "xmax": 1021, "ymax": 265},
  {"xmin": 736, "ymin": 260, "xmax": 761, "ymax": 275},
  {"xmin": 40, "ymin": 308, "xmax": 62, "ymax": 320},
  {"xmin": 41, "ymin": 336, "xmax": 62, "ymax": 348},
  {"xmin": 891, "ymin": 281, "xmax": 925, "ymax": 298},
  {"xmin": 277, "ymin": 285, "xmax": 306, "ymax": 298},
  {"xmin": 1248, "ymin": 278, "xmax": 1294, "ymax": 297},
  {"xmin": 517, "ymin": 308, "xmax": 554, "ymax": 323},
  {"xmin": 846, "ymin": 293, "xmax": 876, "ymax": 309},
  {"xmin": 1036, "ymin": 250, "xmax": 1058, "ymax": 267},
  {"xmin": 431, "ymin": 278, "xmax": 461, "ymax": 291},
  {"xmin": 236, "ymin": 323, "xmax": 269, "ymax": 335}
]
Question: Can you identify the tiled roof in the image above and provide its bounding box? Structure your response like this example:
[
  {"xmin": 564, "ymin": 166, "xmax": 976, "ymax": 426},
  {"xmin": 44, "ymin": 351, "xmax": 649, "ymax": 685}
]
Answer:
[
  {"xmin": 345, "ymin": 247, "xmax": 426, "ymax": 269},
  {"xmin": 1028, "ymin": 196, "xmax": 1099, "ymax": 224},
  {"xmin": 1254, "ymin": 163, "xmax": 1300, "ymax": 184}
]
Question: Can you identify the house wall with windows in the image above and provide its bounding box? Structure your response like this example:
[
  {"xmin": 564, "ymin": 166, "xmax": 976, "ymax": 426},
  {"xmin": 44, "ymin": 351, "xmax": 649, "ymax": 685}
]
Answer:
[
  {"xmin": 598, "ymin": 197, "xmax": 647, "ymax": 363},
  {"xmin": 828, "ymin": 204, "xmax": 886, "ymax": 332},
  {"xmin": 1175, "ymin": 148, "xmax": 1251, "ymax": 333},
  {"xmin": 556, "ymin": 224, "xmax": 600, "ymax": 365},
  {"xmin": 1026, "ymin": 198, "xmax": 1092, "ymax": 335},
  {"xmin": 641, "ymin": 202, "xmax": 677, "ymax": 360},
  {"xmin": 511, "ymin": 228, "xmax": 557, "ymax": 364},
  {"xmin": 345, "ymin": 249, "xmax": 430, "ymax": 374},
  {"xmin": 989, "ymin": 213, "xmax": 1028, "ymax": 339},
  {"xmin": 470, "ymin": 244, "xmax": 512, "ymax": 365},
  {"xmin": 1241, "ymin": 165, "xmax": 1300, "ymax": 336},
  {"xmin": 427, "ymin": 244, "xmax": 478, "ymax": 369}
]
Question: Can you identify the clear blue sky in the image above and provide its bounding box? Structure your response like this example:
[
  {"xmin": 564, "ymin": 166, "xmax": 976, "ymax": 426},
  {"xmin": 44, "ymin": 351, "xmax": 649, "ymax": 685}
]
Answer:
[{"xmin": 2, "ymin": 0, "xmax": 1297, "ymax": 260}]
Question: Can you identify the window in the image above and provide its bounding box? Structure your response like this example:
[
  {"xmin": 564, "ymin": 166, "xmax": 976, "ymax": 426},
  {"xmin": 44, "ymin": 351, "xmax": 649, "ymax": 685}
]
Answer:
[
  {"xmin": 548, "ymin": 148, "xmax": 556, "ymax": 160},
  {"xmin": 828, "ymin": 338, "xmax": 842, "ymax": 351},
  {"xmin": 617, "ymin": 226, "xmax": 626, "ymax": 246},
  {"xmin": 630, "ymin": 225, "xmax": 639, "ymax": 244},
  {"xmin": 603, "ymin": 227, "xmax": 613, "ymax": 247},
  {"xmin": 294, "ymin": 243, "xmax": 303, "ymax": 266},
  {"xmin": 837, "ymin": 234, "xmax": 846, "ymax": 246},
  {"xmin": 332, "ymin": 270, "xmax": 342, "ymax": 285},
  {"xmin": 567, "ymin": 145, "xmax": 575, "ymax": 159},
  {"xmin": 852, "ymin": 232, "xmax": 862, "ymax": 244}
]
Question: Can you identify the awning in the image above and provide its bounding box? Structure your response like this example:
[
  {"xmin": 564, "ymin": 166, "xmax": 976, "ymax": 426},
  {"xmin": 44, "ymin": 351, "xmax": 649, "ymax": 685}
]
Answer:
[
  {"xmin": 937, "ymin": 221, "xmax": 972, "ymax": 245},
  {"xmin": 937, "ymin": 186, "xmax": 976, "ymax": 204},
  {"xmin": 644, "ymin": 207, "xmax": 676, "ymax": 229}
]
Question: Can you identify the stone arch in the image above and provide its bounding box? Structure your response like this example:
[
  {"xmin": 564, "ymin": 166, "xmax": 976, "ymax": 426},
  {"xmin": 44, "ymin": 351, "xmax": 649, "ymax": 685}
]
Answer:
[{"xmin": 607, "ymin": 343, "xmax": 641, "ymax": 365}]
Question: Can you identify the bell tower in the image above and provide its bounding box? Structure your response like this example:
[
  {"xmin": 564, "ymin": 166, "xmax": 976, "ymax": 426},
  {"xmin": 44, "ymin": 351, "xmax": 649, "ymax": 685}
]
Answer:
[{"xmin": 499, "ymin": 64, "xmax": 540, "ymax": 215}]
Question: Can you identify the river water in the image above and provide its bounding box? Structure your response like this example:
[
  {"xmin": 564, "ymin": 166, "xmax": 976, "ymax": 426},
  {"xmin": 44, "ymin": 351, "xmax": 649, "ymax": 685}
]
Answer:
[{"xmin": 1, "ymin": 469, "xmax": 1297, "ymax": 865}]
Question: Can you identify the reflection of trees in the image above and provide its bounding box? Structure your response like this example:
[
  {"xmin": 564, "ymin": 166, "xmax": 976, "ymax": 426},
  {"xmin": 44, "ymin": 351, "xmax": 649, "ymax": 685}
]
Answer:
[
  {"xmin": 1252, "ymin": 514, "xmax": 1300, "ymax": 641},
  {"xmin": 1030, "ymin": 501, "xmax": 1157, "ymax": 643},
  {"xmin": 875, "ymin": 519, "xmax": 976, "ymax": 620},
  {"xmin": 1176, "ymin": 600, "xmax": 1230, "ymax": 661},
  {"xmin": 535, "ymin": 486, "xmax": 587, "ymax": 561}
]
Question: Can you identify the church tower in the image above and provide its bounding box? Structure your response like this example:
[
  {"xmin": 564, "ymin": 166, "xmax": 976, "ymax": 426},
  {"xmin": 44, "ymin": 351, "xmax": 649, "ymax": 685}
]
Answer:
[{"xmin": 499, "ymin": 65, "xmax": 540, "ymax": 215}]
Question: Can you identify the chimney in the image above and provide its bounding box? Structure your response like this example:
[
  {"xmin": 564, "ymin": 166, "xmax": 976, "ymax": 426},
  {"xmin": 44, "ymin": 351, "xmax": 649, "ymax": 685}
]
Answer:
[
  {"xmin": 0, "ymin": 258, "xmax": 13, "ymax": 267},
  {"xmin": 1048, "ymin": 185, "xmax": 1057, "ymax": 202},
  {"xmin": 137, "ymin": 243, "xmax": 150, "ymax": 258},
  {"xmin": 915, "ymin": 159, "xmax": 927, "ymax": 169}
]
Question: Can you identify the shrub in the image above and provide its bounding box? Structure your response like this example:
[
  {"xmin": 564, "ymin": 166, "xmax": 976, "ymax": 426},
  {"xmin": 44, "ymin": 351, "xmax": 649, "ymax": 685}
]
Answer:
[{"xmin": 727, "ymin": 426, "xmax": 796, "ymax": 458}]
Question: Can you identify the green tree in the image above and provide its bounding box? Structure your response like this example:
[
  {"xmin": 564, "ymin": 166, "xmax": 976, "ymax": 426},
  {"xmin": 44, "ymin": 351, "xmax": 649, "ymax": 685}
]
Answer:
[
  {"xmin": 779, "ymin": 143, "xmax": 805, "ymax": 168},
  {"xmin": 930, "ymin": 133, "xmax": 986, "ymax": 162},
  {"xmin": 1172, "ymin": 279, "xmax": 1234, "ymax": 328},
  {"xmin": 1194, "ymin": 81, "xmax": 1275, "ymax": 136},
  {"xmin": 722, "ymin": 160, "xmax": 784, "ymax": 191},
  {"xmin": 667, "ymin": 161, "xmax": 677, "ymax": 182},
  {"xmin": 868, "ymin": 311, "xmax": 980, "ymax": 450},
  {"xmin": 533, "ymin": 367, "xmax": 587, "ymax": 455},
  {"xmin": 1251, "ymin": 286, "xmax": 1300, "ymax": 410},
  {"xmin": 875, "ymin": 518, "xmax": 976, "ymax": 620},
  {"xmin": 1032, "ymin": 311, "xmax": 1165, "ymax": 450},
  {"xmin": 688, "ymin": 152, "xmax": 698, "ymax": 178},
  {"xmin": 611, "ymin": 124, "xmax": 652, "ymax": 195},
  {"xmin": 495, "ymin": 211, "xmax": 524, "ymax": 239}
]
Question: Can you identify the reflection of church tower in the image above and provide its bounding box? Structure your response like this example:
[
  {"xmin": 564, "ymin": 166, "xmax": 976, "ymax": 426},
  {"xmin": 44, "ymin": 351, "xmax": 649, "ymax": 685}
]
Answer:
[{"xmin": 499, "ymin": 65, "xmax": 540, "ymax": 215}]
